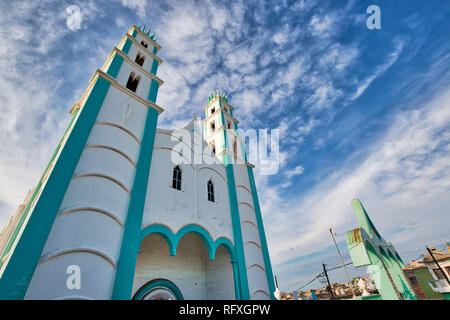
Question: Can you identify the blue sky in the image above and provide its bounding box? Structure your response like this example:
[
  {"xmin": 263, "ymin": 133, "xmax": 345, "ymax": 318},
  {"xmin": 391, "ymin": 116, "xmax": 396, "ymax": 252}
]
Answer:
[{"xmin": 0, "ymin": 0, "xmax": 449, "ymax": 292}]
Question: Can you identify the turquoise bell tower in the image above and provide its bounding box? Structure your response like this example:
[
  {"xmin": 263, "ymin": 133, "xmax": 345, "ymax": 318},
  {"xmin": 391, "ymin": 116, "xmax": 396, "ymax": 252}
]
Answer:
[{"xmin": 0, "ymin": 24, "xmax": 164, "ymax": 299}]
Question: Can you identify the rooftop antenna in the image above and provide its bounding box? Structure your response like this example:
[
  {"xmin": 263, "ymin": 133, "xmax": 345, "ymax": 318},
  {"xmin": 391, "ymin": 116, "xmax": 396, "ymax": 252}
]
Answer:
[{"xmin": 330, "ymin": 228, "xmax": 357, "ymax": 298}]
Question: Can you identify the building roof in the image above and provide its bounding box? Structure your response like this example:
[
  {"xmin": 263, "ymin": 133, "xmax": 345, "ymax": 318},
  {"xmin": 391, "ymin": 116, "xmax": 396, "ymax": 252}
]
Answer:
[{"xmin": 422, "ymin": 245, "xmax": 450, "ymax": 263}]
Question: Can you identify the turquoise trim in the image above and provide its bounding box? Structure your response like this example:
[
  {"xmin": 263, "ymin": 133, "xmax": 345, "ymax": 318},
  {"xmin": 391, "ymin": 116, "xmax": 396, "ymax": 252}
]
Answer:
[
  {"xmin": 247, "ymin": 166, "xmax": 276, "ymax": 299},
  {"xmin": 132, "ymin": 279, "xmax": 183, "ymax": 300},
  {"xmin": 231, "ymin": 262, "xmax": 241, "ymax": 299},
  {"xmin": 122, "ymin": 38, "xmax": 133, "ymax": 54},
  {"xmin": 141, "ymin": 224, "xmax": 176, "ymax": 256},
  {"xmin": 140, "ymin": 224, "xmax": 236, "ymax": 260},
  {"xmin": 111, "ymin": 53, "xmax": 161, "ymax": 299},
  {"xmin": 152, "ymin": 46, "xmax": 157, "ymax": 55},
  {"xmin": 139, "ymin": 223, "xmax": 239, "ymax": 299},
  {"xmin": 219, "ymin": 109, "xmax": 225, "ymax": 127},
  {"xmin": 111, "ymin": 106, "xmax": 159, "ymax": 300},
  {"xmin": 147, "ymin": 79, "xmax": 159, "ymax": 102},
  {"xmin": 150, "ymin": 58, "xmax": 159, "ymax": 75},
  {"xmin": 0, "ymin": 77, "xmax": 111, "ymax": 299},
  {"xmin": 222, "ymin": 136, "xmax": 250, "ymax": 299},
  {"xmin": 131, "ymin": 29, "xmax": 138, "ymax": 38},
  {"xmin": 106, "ymin": 54, "xmax": 124, "ymax": 79}
]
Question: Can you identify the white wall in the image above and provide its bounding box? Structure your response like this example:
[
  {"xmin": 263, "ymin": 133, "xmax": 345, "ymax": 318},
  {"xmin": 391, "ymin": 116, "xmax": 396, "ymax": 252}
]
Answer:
[
  {"xmin": 233, "ymin": 163, "xmax": 270, "ymax": 300},
  {"xmin": 133, "ymin": 233, "xmax": 235, "ymax": 299},
  {"xmin": 25, "ymin": 78, "xmax": 150, "ymax": 299},
  {"xmin": 142, "ymin": 121, "xmax": 234, "ymax": 244}
]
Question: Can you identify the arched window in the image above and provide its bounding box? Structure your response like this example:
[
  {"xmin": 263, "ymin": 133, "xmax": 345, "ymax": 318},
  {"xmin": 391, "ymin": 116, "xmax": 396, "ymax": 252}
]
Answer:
[
  {"xmin": 211, "ymin": 107, "xmax": 215, "ymax": 115},
  {"xmin": 233, "ymin": 140, "xmax": 237, "ymax": 160},
  {"xmin": 210, "ymin": 142, "xmax": 216, "ymax": 155},
  {"xmin": 135, "ymin": 52, "xmax": 145, "ymax": 66},
  {"xmin": 172, "ymin": 166, "xmax": 182, "ymax": 190},
  {"xmin": 126, "ymin": 72, "xmax": 141, "ymax": 92},
  {"xmin": 207, "ymin": 180, "xmax": 215, "ymax": 202},
  {"xmin": 227, "ymin": 120, "xmax": 232, "ymax": 129},
  {"xmin": 210, "ymin": 121, "xmax": 215, "ymax": 133},
  {"xmin": 141, "ymin": 40, "xmax": 148, "ymax": 48}
]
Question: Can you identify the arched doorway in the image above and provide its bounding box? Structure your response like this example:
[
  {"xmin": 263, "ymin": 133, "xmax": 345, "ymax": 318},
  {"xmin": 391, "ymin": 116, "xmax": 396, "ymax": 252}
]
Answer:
[
  {"xmin": 132, "ymin": 279, "xmax": 183, "ymax": 300},
  {"xmin": 132, "ymin": 227, "xmax": 236, "ymax": 300}
]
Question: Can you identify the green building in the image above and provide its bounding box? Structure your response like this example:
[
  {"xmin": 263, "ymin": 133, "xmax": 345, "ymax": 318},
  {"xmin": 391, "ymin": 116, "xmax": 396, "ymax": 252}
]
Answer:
[{"xmin": 345, "ymin": 199, "xmax": 416, "ymax": 300}]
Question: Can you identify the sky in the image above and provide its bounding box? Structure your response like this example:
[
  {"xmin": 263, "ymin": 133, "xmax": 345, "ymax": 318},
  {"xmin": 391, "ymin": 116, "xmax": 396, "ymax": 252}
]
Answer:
[{"xmin": 0, "ymin": 0, "xmax": 449, "ymax": 292}]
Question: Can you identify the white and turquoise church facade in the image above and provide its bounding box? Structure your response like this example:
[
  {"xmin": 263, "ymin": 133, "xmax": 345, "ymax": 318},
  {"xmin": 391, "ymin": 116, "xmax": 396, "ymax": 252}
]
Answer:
[{"xmin": 0, "ymin": 25, "xmax": 275, "ymax": 300}]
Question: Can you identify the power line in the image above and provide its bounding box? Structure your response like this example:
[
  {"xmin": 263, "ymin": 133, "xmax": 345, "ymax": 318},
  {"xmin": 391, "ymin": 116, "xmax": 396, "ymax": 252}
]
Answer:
[{"xmin": 296, "ymin": 262, "xmax": 354, "ymax": 291}]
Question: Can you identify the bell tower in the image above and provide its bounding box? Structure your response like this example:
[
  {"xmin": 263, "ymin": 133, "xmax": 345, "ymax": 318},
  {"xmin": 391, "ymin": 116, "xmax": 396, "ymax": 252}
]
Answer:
[
  {"xmin": 201, "ymin": 92, "xmax": 277, "ymax": 300},
  {"xmin": 0, "ymin": 24, "xmax": 164, "ymax": 300},
  {"xmin": 202, "ymin": 91, "xmax": 242, "ymax": 164}
]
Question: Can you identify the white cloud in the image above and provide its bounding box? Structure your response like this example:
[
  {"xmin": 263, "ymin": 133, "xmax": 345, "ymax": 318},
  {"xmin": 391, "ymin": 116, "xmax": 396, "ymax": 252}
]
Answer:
[
  {"xmin": 352, "ymin": 39, "xmax": 404, "ymax": 100},
  {"xmin": 120, "ymin": 0, "xmax": 147, "ymax": 18},
  {"xmin": 309, "ymin": 14, "xmax": 335, "ymax": 37},
  {"xmin": 263, "ymin": 86, "xmax": 450, "ymax": 290}
]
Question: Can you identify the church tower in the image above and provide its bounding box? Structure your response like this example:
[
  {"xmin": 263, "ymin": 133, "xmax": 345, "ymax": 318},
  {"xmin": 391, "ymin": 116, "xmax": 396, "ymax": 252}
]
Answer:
[{"xmin": 0, "ymin": 25, "xmax": 275, "ymax": 300}]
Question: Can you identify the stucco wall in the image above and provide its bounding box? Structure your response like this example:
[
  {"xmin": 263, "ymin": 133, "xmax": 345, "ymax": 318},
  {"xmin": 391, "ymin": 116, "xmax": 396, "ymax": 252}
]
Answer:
[{"xmin": 133, "ymin": 233, "xmax": 234, "ymax": 299}]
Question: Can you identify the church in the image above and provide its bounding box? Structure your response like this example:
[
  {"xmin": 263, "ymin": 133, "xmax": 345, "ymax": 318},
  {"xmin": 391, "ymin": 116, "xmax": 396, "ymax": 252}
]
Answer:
[{"xmin": 0, "ymin": 25, "xmax": 275, "ymax": 300}]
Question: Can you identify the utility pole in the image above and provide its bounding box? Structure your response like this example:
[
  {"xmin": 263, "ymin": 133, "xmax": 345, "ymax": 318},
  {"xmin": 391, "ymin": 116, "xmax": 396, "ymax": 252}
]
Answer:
[
  {"xmin": 323, "ymin": 263, "xmax": 335, "ymax": 300},
  {"xmin": 426, "ymin": 246, "xmax": 450, "ymax": 285},
  {"xmin": 330, "ymin": 228, "xmax": 356, "ymax": 297}
]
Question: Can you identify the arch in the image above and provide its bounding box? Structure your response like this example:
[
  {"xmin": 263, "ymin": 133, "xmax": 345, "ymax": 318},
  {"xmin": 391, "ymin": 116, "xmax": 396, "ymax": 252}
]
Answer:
[
  {"xmin": 248, "ymin": 264, "xmax": 265, "ymax": 272},
  {"xmin": 197, "ymin": 166, "xmax": 227, "ymax": 182},
  {"xmin": 236, "ymin": 184, "xmax": 252, "ymax": 196},
  {"xmin": 95, "ymin": 121, "xmax": 141, "ymax": 144},
  {"xmin": 140, "ymin": 224, "xmax": 177, "ymax": 256},
  {"xmin": 73, "ymin": 173, "xmax": 130, "ymax": 194},
  {"xmin": 132, "ymin": 278, "xmax": 183, "ymax": 300},
  {"xmin": 242, "ymin": 220, "xmax": 258, "ymax": 228},
  {"xmin": 39, "ymin": 246, "xmax": 116, "ymax": 267},
  {"xmin": 214, "ymin": 239, "xmax": 236, "ymax": 261},
  {"xmin": 239, "ymin": 201, "xmax": 255, "ymax": 211},
  {"xmin": 175, "ymin": 225, "xmax": 215, "ymax": 260},
  {"xmin": 140, "ymin": 224, "xmax": 236, "ymax": 261},
  {"xmin": 244, "ymin": 240, "xmax": 262, "ymax": 249},
  {"xmin": 59, "ymin": 206, "xmax": 123, "ymax": 227},
  {"xmin": 251, "ymin": 289, "xmax": 270, "ymax": 299},
  {"xmin": 153, "ymin": 147, "xmax": 195, "ymax": 170},
  {"xmin": 85, "ymin": 144, "xmax": 136, "ymax": 166}
]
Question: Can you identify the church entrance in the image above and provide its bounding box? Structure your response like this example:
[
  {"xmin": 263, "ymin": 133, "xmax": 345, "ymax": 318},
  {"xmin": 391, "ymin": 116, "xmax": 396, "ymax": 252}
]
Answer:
[
  {"xmin": 132, "ymin": 279, "xmax": 183, "ymax": 300},
  {"xmin": 132, "ymin": 231, "xmax": 236, "ymax": 300}
]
